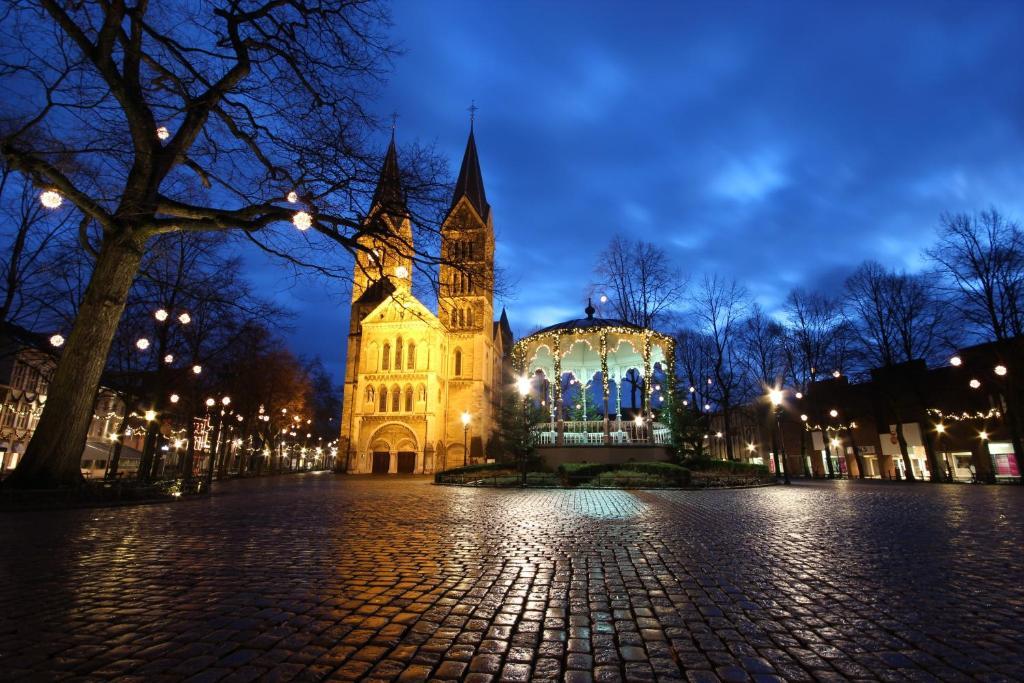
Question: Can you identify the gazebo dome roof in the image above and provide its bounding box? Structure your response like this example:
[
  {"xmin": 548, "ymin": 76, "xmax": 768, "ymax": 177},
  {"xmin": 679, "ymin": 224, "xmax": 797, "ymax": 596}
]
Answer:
[{"xmin": 529, "ymin": 300, "xmax": 645, "ymax": 337}]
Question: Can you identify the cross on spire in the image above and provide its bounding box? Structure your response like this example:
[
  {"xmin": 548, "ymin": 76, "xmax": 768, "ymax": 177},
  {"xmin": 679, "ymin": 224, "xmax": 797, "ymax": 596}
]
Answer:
[
  {"xmin": 467, "ymin": 100, "xmax": 478, "ymax": 128},
  {"xmin": 390, "ymin": 111, "xmax": 398, "ymax": 139}
]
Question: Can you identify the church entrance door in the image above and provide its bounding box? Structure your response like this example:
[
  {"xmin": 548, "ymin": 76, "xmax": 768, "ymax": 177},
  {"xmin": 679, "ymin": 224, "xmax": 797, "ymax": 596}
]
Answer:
[
  {"xmin": 397, "ymin": 452, "xmax": 415, "ymax": 473},
  {"xmin": 371, "ymin": 452, "xmax": 390, "ymax": 474}
]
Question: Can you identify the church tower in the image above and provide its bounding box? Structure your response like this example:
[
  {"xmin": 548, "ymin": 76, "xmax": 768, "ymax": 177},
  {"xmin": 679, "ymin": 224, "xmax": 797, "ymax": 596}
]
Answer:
[
  {"xmin": 340, "ymin": 136, "xmax": 413, "ymax": 462},
  {"xmin": 439, "ymin": 125, "xmax": 499, "ymax": 461}
]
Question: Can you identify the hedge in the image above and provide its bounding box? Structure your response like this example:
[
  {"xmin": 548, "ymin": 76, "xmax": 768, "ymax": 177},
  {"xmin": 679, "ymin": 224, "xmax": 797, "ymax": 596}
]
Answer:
[
  {"xmin": 685, "ymin": 458, "xmax": 770, "ymax": 477},
  {"xmin": 558, "ymin": 461, "xmax": 691, "ymax": 487},
  {"xmin": 434, "ymin": 461, "xmax": 516, "ymax": 483}
]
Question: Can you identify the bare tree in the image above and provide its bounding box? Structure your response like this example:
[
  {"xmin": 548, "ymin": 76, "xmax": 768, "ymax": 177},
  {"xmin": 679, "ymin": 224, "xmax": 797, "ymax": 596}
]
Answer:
[
  {"xmin": 0, "ymin": 167, "xmax": 77, "ymax": 330},
  {"xmin": 0, "ymin": 2, "xmax": 450, "ymax": 487},
  {"xmin": 593, "ymin": 234, "xmax": 685, "ymax": 329},
  {"xmin": 927, "ymin": 210, "xmax": 1024, "ymax": 482},
  {"xmin": 690, "ymin": 275, "xmax": 748, "ymax": 460},
  {"xmin": 843, "ymin": 261, "xmax": 951, "ymax": 482}
]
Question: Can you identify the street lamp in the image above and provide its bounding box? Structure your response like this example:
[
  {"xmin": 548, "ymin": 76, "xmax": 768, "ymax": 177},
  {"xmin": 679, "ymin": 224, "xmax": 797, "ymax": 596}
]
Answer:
[
  {"xmin": 768, "ymin": 389, "xmax": 790, "ymax": 484},
  {"xmin": 461, "ymin": 411, "xmax": 471, "ymax": 466},
  {"xmin": 516, "ymin": 377, "xmax": 531, "ymax": 486}
]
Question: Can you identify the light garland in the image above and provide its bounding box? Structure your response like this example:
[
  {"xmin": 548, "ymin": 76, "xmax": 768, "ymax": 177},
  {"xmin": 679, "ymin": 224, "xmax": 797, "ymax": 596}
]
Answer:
[
  {"xmin": 39, "ymin": 190, "xmax": 62, "ymax": 209},
  {"xmin": 293, "ymin": 211, "xmax": 312, "ymax": 231},
  {"xmin": 926, "ymin": 407, "xmax": 1002, "ymax": 422}
]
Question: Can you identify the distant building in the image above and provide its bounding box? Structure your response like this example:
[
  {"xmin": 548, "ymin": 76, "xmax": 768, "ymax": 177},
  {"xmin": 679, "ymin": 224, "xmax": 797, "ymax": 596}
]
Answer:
[
  {"xmin": 0, "ymin": 322, "xmax": 144, "ymax": 479},
  {"xmin": 338, "ymin": 126, "xmax": 512, "ymax": 474},
  {"xmin": 706, "ymin": 337, "xmax": 1022, "ymax": 482}
]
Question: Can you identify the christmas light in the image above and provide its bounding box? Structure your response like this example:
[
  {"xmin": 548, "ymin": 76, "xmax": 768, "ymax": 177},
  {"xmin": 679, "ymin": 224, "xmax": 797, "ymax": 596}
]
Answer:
[
  {"xmin": 192, "ymin": 364, "xmax": 202, "ymax": 374},
  {"xmin": 155, "ymin": 308, "xmax": 169, "ymax": 321},
  {"xmin": 950, "ymin": 356, "xmax": 962, "ymax": 367},
  {"xmin": 144, "ymin": 409, "xmax": 157, "ymax": 421},
  {"xmin": 969, "ymin": 379, "xmax": 981, "ymax": 389},
  {"xmin": 995, "ymin": 365, "xmax": 1008, "ymax": 376},
  {"xmin": 287, "ymin": 190, "xmax": 299, "ymax": 203},
  {"xmin": 156, "ymin": 126, "xmax": 170, "ymax": 140},
  {"xmin": 170, "ymin": 393, "xmax": 180, "ymax": 403},
  {"xmin": 136, "ymin": 338, "xmax": 150, "ymax": 350},
  {"xmin": 293, "ymin": 211, "xmax": 312, "ymax": 231},
  {"xmin": 40, "ymin": 190, "xmax": 62, "ymax": 208},
  {"xmin": 49, "ymin": 334, "xmax": 64, "ymax": 348},
  {"xmin": 164, "ymin": 354, "xmax": 174, "ymax": 364}
]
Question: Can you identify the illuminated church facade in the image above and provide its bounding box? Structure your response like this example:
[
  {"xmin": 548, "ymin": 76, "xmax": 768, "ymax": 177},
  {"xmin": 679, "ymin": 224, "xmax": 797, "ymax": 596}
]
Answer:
[{"xmin": 338, "ymin": 127, "xmax": 512, "ymax": 474}]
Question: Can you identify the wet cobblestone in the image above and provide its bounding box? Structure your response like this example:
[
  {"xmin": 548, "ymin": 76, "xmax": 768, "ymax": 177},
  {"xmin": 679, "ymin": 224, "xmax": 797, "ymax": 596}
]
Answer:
[{"xmin": 1, "ymin": 475, "xmax": 1023, "ymax": 681}]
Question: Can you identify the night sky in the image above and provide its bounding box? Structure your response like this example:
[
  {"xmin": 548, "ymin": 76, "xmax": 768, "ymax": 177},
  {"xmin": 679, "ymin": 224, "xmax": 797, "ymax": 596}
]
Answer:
[{"xmin": 249, "ymin": 0, "xmax": 1024, "ymax": 383}]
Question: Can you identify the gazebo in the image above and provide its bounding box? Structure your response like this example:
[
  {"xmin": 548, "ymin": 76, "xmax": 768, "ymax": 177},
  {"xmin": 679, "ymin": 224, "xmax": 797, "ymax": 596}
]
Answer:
[{"xmin": 511, "ymin": 301, "xmax": 675, "ymax": 460}]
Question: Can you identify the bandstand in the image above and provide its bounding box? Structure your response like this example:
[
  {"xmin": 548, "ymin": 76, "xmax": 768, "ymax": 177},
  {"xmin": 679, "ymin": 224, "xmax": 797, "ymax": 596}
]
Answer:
[{"xmin": 511, "ymin": 301, "xmax": 675, "ymax": 464}]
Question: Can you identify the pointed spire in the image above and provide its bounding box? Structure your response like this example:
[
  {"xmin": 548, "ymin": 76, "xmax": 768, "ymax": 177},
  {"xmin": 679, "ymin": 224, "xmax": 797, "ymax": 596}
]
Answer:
[
  {"xmin": 370, "ymin": 135, "xmax": 406, "ymax": 217},
  {"xmin": 450, "ymin": 125, "xmax": 489, "ymax": 221}
]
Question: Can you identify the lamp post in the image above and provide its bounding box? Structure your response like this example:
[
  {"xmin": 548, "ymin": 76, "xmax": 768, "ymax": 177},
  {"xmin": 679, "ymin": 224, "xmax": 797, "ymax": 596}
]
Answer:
[
  {"xmin": 461, "ymin": 411, "xmax": 471, "ymax": 466},
  {"xmin": 768, "ymin": 389, "xmax": 790, "ymax": 484}
]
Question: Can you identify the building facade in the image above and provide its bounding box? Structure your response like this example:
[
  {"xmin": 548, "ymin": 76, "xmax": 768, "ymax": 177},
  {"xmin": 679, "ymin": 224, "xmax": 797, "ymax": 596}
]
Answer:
[{"xmin": 339, "ymin": 127, "xmax": 512, "ymax": 474}]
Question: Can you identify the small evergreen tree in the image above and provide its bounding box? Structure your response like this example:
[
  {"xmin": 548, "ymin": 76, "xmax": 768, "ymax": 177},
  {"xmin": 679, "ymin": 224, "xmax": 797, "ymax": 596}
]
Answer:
[
  {"xmin": 495, "ymin": 389, "xmax": 547, "ymax": 484},
  {"xmin": 668, "ymin": 389, "xmax": 710, "ymax": 464}
]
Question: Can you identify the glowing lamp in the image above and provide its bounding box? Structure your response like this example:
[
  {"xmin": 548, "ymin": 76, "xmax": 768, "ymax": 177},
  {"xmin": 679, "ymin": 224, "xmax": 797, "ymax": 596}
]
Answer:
[
  {"xmin": 832, "ymin": 370, "xmax": 841, "ymax": 378},
  {"xmin": 49, "ymin": 334, "xmax": 65, "ymax": 348},
  {"xmin": 995, "ymin": 365, "xmax": 1008, "ymax": 376},
  {"xmin": 178, "ymin": 312, "xmax": 191, "ymax": 325},
  {"xmin": 768, "ymin": 389, "xmax": 783, "ymax": 406},
  {"xmin": 221, "ymin": 396, "xmax": 231, "ymax": 406},
  {"xmin": 156, "ymin": 126, "xmax": 170, "ymax": 140},
  {"xmin": 144, "ymin": 409, "xmax": 157, "ymax": 422},
  {"xmin": 192, "ymin": 364, "xmax": 202, "ymax": 374},
  {"xmin": 829, "ymin": 409, "xmax": 839, "ymax": 418},
  {"xmin": 287, "ymin": 190, "xmax": 299, "ymax": 203},
  {"xmin": 169, "ymin": 393, "xmax": 180, "ymax": 404},
  {"xmin": 136, "ymin": 338, "xmax": 150, "ymax": 350},
  {"xmin": 293, "ymin": 211, "xmax": 312, "ymax": 231},
  {"xmin": 515, "ymin": 376, "xmax": 531, "ymax": 396},
  {"xmin": 969, "ymin": 379, "xmax": 981, "ymax": 389},
  {"xmin": 950, "ymin": 356, "xmax": 962, "ymax": 367},
  {"xmin": 205, "ymin": 398, "xmax": 215, "ymax": 407},
  {"xmin": 460, "ymin": 411, "xmax": 471, "ymax": 427},
  {"xmin": 164, "ymin": 354, "xmax": 174, "ymax": 364},
  {"xmin": 155, "ymin": 308, "xmax": 169, "ymax": 321},
  {"xmin": 800, "ymin": 414, "xmax": 808, "ymax": 422},
  {"xmin": 40, "ymin": 190, "xmax": 62, "ymax": 208}
]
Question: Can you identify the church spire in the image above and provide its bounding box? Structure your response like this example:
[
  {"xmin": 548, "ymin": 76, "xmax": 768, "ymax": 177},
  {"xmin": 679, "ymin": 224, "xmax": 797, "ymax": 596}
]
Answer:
[
  {"xmin": 370, "ymin": 135, "xmax": 406, "ymax": 217},
  {"xmin": 449, "ymin": 125, "xmax": 489, "ymax": 221}
]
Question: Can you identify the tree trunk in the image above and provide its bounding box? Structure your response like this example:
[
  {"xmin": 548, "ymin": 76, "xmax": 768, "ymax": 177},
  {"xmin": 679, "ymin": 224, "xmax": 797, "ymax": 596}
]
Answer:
[
  {"xmin": 894, "ymin": 420, "xmax": 916, "ymax": 481},
  {"xmin": 4, "ymin": 237, "xmax": 144, "ymax": 489},
  {"xmin": 722, "ymin": 406, "xmax": 735, "ymax": 461},
  {"xmin": 138, "ymin": 421, "xmax": 160, "ymax": 482},
  {"xmin": 919, "ymin": 422, "xmax": 943, "ymax": 483},
  {"xmin": 105, "ymin": 402, "xmax": 133, "ymax": 480}
]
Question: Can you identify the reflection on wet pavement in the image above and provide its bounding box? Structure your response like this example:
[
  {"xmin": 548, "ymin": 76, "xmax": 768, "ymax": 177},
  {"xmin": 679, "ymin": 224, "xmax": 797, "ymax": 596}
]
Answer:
[{"xmin": 0, "ymin": 475, "xmax": 1021, "ymax": 681}]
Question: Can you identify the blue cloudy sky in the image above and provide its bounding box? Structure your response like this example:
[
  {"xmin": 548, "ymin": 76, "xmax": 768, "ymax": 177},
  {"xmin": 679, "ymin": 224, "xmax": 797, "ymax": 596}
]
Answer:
[{"xmin": 255, "ymin": 0, "xmax": 1024, "ymax": 382}]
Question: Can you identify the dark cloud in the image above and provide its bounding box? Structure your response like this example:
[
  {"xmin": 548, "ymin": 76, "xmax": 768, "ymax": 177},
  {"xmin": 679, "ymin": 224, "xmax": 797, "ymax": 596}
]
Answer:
[{"xmin": 258, "ymin": 0, "xmax": 1024, "ymax": 382}]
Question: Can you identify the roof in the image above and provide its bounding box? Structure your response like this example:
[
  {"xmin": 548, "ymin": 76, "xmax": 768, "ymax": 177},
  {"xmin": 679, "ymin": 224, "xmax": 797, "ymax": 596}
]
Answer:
[
  {"xmin": 529, "ymin": 300, "xmax": 644, "ymax": 336},
  {"xmin": 369, "ymin": 137, "xmax": 406, "ymax": 217},
  {"xmin": 449, "ymin": 128, "xmax": 489, "ymax": 221}
]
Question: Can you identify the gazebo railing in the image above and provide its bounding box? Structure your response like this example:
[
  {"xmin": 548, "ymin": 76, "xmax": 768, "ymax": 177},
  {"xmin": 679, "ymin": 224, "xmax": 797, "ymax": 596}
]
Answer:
[{"xmin": 532, "ymin": 420, "xmax": 671, "ymax": 447}]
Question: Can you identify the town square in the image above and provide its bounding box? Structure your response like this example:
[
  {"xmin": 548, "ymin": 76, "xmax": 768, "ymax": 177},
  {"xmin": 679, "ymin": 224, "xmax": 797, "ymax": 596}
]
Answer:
[{"xmin": 2, "ymin": 0, "xmax": 1024, "ymax": 680}]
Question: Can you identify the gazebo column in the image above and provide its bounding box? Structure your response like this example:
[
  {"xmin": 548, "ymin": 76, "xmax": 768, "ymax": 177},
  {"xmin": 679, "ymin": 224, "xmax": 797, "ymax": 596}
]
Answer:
[
  {"xmin": 554, "ymin": 334, "xmax": 564, "ymax": 446},
  {"xmin": 600, "ymin": 332, "xmax": 610, "ymax": 445},
  {"xmin": 615, "ymin": 367, "xmax": 623, "ymax": 432},
  {"xmin": 642, "ymin": 333, "xmax": 653, "ymax": 421}
]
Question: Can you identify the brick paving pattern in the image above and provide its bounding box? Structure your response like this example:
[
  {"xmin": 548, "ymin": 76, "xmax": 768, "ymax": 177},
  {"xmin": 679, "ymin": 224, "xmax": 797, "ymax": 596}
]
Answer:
[{"xmin": 1, "ymin": 476, "xmax": 1023, "ymax": 682}]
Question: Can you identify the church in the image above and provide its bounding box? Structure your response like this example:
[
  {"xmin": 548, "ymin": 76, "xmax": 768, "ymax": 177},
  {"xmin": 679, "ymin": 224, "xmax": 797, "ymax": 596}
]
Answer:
[{"xmin": 338, "ymin": 125, "xmax": 513, "ymax": 474}]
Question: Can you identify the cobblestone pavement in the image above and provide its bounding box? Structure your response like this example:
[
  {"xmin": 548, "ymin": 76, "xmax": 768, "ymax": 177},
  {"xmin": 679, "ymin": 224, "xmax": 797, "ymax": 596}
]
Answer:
[{"xmin": 1, "ymin": 476, "xmax": 1023, "ymax": 682}]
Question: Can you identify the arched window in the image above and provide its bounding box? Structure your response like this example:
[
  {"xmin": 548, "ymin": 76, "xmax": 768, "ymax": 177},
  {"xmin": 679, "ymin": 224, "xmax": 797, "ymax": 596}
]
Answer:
[
  {"xmin": 465, "ymin": 307, "xmax": 473, "ymax": 328},
  {"xmin": 382, "ymin": 343, "xmax": 391, "ymax": 370},
  {"xmin": 395, "ymin": 337, "xmax": 403, "ymax": 370},
  {"xmin": 379, "ymin": 386, "xmax": 388, "ymax": 412},
  {"xmin": 404, "ymin": 386, "xmax": 413, "ymax": 412},
  {"xmin": 407, "ymin": 341, "xmax": 416, "ymax": 369},
  {"xmin": 391, "ymin": 385, "xmax": 401, "ymax": 412},
  {"xmin": 454, "ymin": 348, "xmax": 463, "ymax": 376}
]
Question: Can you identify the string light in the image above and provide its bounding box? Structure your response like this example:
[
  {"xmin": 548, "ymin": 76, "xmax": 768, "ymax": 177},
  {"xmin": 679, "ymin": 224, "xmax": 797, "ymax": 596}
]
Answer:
[
  {"xmin": 40, "ymin": 190, "xmax": 62, "ymax": 209},
  {"xmin": 287, "ymin": 191, "xmax": 299, "ymax": 203},
  {"xmin": 49, "ymin": 334, "xmax": 64, "ymax": 348},
  {"xmin": 156, "ymin": 126, "xmax": 170, "ymax": 140},
  {"xmin": 155, "ymin": 308, "xmax": 169, "ymax": 321},
  {"xmin": 293, "ymin": 211, "xmax": 312, "ymax": 231},
  {"xmin": 164, "ymin": 354, "xmax": 174, "ymax": 364},
  {"xmin": 170, "ymin": 394, "xmax": 180, "ymax": 403},
  {"xmin": 136, "ymin": 338, "xmax": 150, "ymax": 350},
  {"xmin": 926, "ymin": 407, "xmax": 1001, "ymax": 422},
  {"xmin": 192, "ymin": 364, "xmax": 202, "ymax": 374}
]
